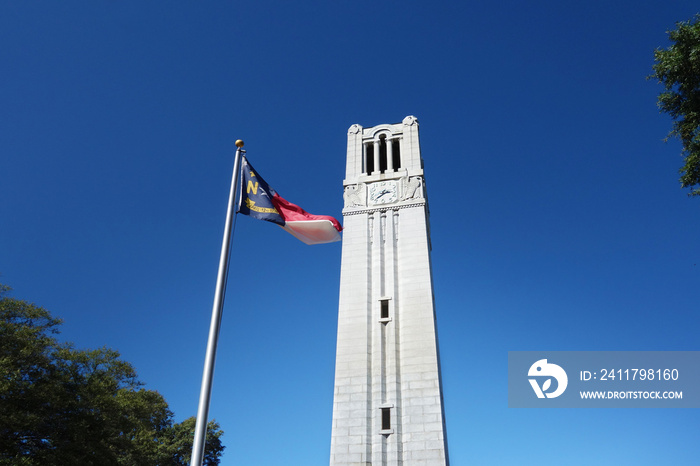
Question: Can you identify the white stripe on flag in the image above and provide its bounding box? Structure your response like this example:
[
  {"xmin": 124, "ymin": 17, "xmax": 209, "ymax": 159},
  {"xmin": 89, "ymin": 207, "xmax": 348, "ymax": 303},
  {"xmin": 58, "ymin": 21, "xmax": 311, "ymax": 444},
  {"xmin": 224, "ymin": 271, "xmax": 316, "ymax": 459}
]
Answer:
[{"xmin": 281, "ymin": 220, "xmax": 342, "ymax": 245}]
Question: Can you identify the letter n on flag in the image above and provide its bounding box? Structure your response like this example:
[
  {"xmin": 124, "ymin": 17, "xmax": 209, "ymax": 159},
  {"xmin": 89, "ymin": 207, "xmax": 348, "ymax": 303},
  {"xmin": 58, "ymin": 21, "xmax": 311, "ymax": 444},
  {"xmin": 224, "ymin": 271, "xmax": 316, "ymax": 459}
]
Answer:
[{"xmin": 237, "ymin": 156, "xmax": 342, "ymax": 245}]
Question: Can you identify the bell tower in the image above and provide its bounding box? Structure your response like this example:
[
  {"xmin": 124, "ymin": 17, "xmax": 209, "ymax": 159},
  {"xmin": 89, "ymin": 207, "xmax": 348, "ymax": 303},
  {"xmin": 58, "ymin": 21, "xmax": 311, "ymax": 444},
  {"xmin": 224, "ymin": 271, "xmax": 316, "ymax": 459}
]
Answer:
[{"xmin": 330, "ymin": 116, "xmax": 449, "ymax": 465}]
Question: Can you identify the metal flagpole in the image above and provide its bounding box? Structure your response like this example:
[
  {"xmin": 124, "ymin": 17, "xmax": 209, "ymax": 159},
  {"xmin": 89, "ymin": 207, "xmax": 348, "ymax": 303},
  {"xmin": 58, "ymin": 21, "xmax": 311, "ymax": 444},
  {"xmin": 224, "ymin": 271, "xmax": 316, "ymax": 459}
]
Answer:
[{"xmin": 191, "ymin": 139, "xmax": 245, "ymax": 466}]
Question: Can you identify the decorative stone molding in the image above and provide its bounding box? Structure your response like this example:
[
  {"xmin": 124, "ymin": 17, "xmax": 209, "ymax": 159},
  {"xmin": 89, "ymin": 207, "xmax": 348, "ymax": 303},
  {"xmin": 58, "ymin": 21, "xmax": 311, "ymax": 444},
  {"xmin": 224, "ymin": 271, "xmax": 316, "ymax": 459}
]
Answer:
[
  {"xmin": 402, "ymin": 115, "xmax": 418, "ymax": 127},
  {"xmin": 342, "ymin": 201, "xmax": 425, "ymax": 216},
  {"xmin": 400, "ymin": 176, "xmax": 422, "ymax": 201},
  {"xmin": 343, "ymin": 183, "xmax": 366, "ymax": 208},
  {"xmin": 348, "ymin": 124, "xmax": 362, "ymax": 135}
]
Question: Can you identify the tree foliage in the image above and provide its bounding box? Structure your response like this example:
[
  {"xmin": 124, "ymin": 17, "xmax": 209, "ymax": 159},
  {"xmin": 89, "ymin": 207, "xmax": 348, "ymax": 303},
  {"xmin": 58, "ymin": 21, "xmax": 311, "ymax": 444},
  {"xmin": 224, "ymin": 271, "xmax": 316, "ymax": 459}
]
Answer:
[
  {"xmin": 0, "ymin": 284, "xmax": 224, "ymax": 465},
  {"xmin": 651, "ymin": 14, "xmax": 700, "ymax": 196}
]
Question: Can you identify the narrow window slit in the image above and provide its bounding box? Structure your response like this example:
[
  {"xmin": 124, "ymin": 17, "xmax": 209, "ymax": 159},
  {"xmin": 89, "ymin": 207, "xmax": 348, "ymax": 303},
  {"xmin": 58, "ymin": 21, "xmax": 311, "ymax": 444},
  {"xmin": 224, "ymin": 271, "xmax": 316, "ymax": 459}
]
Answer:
[{"xmin": 381, "ymin": 408, "xmax": 391, "ymax": 430}]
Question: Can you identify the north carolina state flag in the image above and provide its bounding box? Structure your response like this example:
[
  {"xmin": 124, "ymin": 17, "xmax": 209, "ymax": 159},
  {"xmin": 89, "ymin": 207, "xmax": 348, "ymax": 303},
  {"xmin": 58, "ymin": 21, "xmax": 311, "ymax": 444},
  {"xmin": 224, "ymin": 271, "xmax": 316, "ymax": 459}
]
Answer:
[{"xmin": 237, "ymin": 156, "xmax": 342, "ymax": 245}]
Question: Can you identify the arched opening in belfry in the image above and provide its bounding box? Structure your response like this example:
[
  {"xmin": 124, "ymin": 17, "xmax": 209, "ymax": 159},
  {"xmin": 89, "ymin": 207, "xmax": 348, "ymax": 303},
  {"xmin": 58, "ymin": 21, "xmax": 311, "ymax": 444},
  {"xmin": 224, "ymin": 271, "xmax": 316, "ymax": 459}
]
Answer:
[
  {"xmin": 365, "ymin": 143, "xmax": 374, "ymax": 174},
  {"xmin": 363, "ymin": 133, "xmax": 401, "ymax": 174},
  {"xmin": 379, "ymin": 134, "xmax": 388, "ymax": 173},
  {"xmin": 392, "ymin": 138, "xmax": 401, "ymax": 170}
]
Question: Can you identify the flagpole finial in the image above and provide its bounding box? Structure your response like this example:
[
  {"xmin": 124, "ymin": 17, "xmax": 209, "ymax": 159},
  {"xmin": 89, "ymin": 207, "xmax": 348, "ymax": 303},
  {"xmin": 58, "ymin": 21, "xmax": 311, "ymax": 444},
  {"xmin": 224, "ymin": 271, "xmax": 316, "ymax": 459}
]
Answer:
[{"xmin": 235, "ymin": 139, "xmax": 245, "ymax": 148}]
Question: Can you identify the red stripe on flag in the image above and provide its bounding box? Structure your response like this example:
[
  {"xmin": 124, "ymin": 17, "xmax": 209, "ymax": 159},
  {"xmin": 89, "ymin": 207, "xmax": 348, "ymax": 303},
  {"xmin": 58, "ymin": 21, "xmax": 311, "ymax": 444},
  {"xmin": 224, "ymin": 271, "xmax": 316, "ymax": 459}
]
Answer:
[{"xmin": 271, "ymin": 194, "xmax": 343, "ymax": 232}]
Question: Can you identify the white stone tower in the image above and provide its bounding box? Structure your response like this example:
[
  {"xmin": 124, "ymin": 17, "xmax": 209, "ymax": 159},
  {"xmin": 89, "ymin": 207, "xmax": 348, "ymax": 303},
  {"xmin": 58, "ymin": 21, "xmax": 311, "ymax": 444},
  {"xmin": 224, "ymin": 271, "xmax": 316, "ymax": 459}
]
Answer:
[{"xmin": 330, "ymin": 116, "xmax": 449, "ymax": 466}]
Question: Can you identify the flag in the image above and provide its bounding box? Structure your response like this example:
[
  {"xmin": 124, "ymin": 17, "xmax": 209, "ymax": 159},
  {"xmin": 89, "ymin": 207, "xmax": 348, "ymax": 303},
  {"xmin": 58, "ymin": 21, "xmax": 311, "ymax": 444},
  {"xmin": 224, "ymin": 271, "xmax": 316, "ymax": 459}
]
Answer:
[{"xmin": 238, "ymin": 156, "xmax": 342, "ymax": 245}]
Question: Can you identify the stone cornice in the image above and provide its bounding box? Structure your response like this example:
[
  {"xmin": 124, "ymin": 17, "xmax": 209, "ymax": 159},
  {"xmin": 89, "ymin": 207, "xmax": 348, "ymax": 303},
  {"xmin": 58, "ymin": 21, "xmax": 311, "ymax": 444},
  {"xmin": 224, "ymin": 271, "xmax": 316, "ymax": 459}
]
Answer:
[{"xmin": 342, "ymin": 200, "xmax": 426, "ymax": 216}]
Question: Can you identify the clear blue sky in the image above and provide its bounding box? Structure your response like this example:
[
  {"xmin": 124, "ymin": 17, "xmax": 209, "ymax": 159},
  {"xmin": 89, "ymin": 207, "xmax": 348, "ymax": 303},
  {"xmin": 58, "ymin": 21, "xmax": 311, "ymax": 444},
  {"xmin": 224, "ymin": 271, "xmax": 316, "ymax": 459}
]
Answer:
[{"xmin": 2, "ymin": 1, "xmax": 699, "ymax": 465}]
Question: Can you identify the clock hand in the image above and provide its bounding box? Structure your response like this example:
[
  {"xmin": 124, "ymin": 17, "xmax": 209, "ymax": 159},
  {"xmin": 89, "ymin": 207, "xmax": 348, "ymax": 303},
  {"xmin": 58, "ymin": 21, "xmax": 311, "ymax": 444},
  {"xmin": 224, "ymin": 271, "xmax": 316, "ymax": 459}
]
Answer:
[{"xmin": 376, "ymin": 189, "xmax": 390, "ymax": 198}]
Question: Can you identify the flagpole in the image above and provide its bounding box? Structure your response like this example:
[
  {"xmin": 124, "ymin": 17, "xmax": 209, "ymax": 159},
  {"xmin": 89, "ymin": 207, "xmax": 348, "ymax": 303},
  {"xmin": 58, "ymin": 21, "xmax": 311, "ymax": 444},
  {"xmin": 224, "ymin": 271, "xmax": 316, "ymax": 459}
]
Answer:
[{"xmin": 191, "ymin": 139, "xmax": 245, "ymax": 466}]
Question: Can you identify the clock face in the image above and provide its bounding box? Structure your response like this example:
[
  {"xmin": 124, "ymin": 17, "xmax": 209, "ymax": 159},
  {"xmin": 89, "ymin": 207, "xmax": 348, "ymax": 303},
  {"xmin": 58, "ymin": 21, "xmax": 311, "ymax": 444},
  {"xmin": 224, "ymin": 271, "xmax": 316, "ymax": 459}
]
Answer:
[{"xmin": 369, "ymin": 182, "xmax": 398, "ymax": 205}]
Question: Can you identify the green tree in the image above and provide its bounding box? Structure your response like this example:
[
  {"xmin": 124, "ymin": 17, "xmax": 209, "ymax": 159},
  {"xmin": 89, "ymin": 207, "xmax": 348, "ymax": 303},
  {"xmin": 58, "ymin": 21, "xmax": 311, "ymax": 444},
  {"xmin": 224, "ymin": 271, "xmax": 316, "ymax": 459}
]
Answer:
[
  {"xmin": 0, "ymin": 284, "xmax": 224, "ymax": 465},
  {"xmin": 651, "ymin": 14, "xmax": 700, "ymax": 196}
]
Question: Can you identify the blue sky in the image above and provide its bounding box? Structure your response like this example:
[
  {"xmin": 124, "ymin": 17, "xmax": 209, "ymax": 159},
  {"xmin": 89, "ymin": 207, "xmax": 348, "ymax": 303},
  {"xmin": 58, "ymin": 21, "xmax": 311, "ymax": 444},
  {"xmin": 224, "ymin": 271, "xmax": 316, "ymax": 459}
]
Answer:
[{"xmin": 2, "ymin": 1, "xmax": 699, "ymax": 465}]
